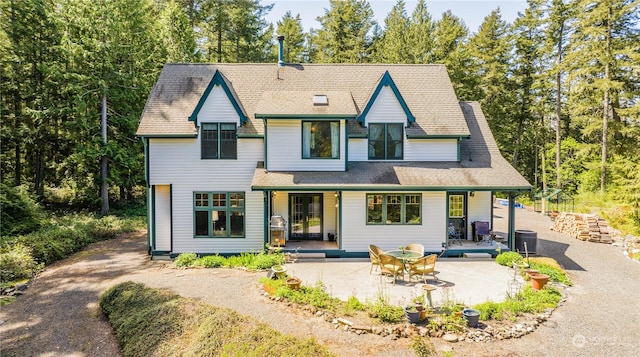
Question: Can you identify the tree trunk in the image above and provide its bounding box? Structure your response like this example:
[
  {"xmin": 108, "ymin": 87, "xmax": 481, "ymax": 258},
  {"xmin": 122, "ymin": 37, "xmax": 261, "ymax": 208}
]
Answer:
[
  {"xmin": 600, "ymin": 12, "xmax": 612, "ymax": 194},
  {"xmin": 101, "ymin": 92, "xmax": 109, "ymax": 215},
  {"xmin": 555, "ymin": 21, "xmax": 563, "ymax": 189}
]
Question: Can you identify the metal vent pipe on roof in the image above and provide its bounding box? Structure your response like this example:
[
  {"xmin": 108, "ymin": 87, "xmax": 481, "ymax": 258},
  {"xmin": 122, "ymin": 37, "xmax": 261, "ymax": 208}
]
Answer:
[{"xmin": 277, "ymin": 35, "xmax": 285, "ymax": 67}]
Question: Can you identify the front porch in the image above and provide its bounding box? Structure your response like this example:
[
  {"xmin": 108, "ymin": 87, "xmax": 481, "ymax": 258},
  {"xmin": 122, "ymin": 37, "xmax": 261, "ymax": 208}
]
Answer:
[{"xmin": 276, "ymin": 239, "xmax": 508, "ymax": 258}]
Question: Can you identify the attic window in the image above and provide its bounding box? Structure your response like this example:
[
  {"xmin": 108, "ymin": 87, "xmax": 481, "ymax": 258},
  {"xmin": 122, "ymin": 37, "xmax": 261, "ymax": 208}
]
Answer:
[{"xmin": 313, "ymin": 95, "xmax": 328, "ymax": 106}]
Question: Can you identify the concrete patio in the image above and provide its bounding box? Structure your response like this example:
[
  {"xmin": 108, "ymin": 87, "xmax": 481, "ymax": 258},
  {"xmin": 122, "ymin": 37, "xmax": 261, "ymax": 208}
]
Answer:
[{"xmin": 282, "ymin": 257, "xmax": 526, "ymax": 308}]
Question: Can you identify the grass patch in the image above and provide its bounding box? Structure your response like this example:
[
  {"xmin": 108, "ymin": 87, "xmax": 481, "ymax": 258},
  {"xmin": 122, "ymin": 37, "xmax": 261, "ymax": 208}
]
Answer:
[
  {"xmin": 100, "ymin": 282, "xmax": 335, "ymax": 357},
  {"xmin": 473, "ymin": 285, "xmax": 562, "ymax": 321}
]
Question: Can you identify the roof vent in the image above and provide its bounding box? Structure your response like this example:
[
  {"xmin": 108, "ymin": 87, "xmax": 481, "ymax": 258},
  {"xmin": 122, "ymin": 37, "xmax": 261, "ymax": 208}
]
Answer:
[{"xmin": 313, "ymin": 94, "xmax": 328, "ymax": 106}]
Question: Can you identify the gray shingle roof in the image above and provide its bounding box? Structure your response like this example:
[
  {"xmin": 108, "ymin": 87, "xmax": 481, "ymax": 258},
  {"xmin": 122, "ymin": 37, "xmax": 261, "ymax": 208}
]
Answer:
[
  {"xmin": 250, "ymin": 102, "xmax": 531, "ymax": 191},
  {"xmin": 254, "ymin": 91, "xmax": 357, "ymax": 117},
  {"xmin": 136, "ymin": 63, "xmax": 470, "ymax": 137}
]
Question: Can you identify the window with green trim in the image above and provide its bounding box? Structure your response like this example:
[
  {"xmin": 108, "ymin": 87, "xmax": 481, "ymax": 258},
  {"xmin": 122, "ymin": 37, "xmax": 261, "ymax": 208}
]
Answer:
[
  {"xmin": 367, "ymin": 193, "xmax": 421, "ymax": 225},
  {"xmin": 368, "ymin": 123, "xmax": 403, "ymax": 160},
  {"xmin": 302, "ymin": 121, "xmax": 340, "ymax": 159},
  {"xmin": 194, "ymin": 192, "xmax": 245, "ymax": 237},
  {"xmin": 201, "ymin": 123, "xmax": 237, "ymax": 159}
]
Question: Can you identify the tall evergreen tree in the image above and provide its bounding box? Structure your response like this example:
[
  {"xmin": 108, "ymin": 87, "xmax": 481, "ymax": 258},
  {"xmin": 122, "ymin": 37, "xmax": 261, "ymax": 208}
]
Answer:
[
  {"xmin": 314, "ymin": 0, "xmax": 376, "ymax": 63},
  {"xmin": 566, "ymin": 0, "xmax": 639, "ymax": 193},
  {"xmin": 431, "ymin": 11, "xmax": 477, "ymax": 100},
  {"xmin": 276, "ymin": 11, "xmax": 305, "ymax": 63},
  {"xmin": 407, "ymin": 0, "xmax": 434, "ymax": 63},
  {"xmin": 158, "ymin": 0, "xmax": 201, "ymax": 62},
  {"xmin": 372, "ymin": 0, "xmax": 410, "ymax": 63},
  {"xmin": 468, "ymin": 9, "xmax": 515, "ymax": 161}
]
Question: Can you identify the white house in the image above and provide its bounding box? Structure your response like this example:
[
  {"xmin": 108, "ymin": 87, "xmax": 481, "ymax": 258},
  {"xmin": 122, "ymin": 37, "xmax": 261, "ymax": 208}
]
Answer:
[{"xmin": 136, "ymin": 46, "xmax": 531, "ymax": 258}]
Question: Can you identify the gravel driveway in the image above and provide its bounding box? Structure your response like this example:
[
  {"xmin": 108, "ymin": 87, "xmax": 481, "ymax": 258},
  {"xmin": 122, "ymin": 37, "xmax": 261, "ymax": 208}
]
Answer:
[{"xmin": 1, "ymin": 207, "xmax": 638, "ymax": 357}]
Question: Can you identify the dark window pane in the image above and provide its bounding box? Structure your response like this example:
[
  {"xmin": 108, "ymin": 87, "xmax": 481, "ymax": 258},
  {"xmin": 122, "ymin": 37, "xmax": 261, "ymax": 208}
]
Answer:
[
  {"xmin": 405, "ymin": 195, "xmax": 421, "ymax": 224},
  {"xmin": 220, "ymin": 123, "xmax": 237, "ymax": 159},
  {"xmin": 230, "ymin": 210, "xmax": 244, "ymax": 236},
  {"xmin": 201, "ymin": 124, "xmax": 218, "ymax": 159},
  {"xmin": 195, "ymin": 193, "xmax": 209, "ymax": 207},
  {"xmin": 303, "ymin": 121, "xmax": 337, "ymax": 158},
  {"xmin": 195, "ymin": 211, "xmax": 209, "ymax": 236},
  {"xmin": 387, "ymin": 124, "xmax": 403, "ymax": 159},
  {"xmin": 230, "ymin": 193, "xmax": 244, "ymax": 207},
  {"xmin": 368, "ymin": 124, "xmax": 385, "ymax": 159},
  {"xmin": 386, "ymin": 195, "xmax": 402, "ymax": 223},
  {"xmin": 367, "ymin": 194, "xmax": 383, "ymax": 223},
  {"xmin": 212, "ymin": 193, "xmax": 226, "ymax": 207},
  {"xmin": 212, "ymin": 210, "xmax": 226, "ymax": 236}
]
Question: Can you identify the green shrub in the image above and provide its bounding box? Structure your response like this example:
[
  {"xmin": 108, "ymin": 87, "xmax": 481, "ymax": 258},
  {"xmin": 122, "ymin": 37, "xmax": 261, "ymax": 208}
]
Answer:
[
  {"xmin": 495, "ymin": 251, "xmax": 523, "ymax": 266},
  {"xmin": 344, "ymin": 295, "xmax": 366, "ymax": 315},
  {"xmin": 199, "ymin": 255, "xmax": 226, "ymax": 268},
  {"xmin": 278, "ymin": 282, "xmax": 339, "ymax": 311},
  {"xmin": 367, "ymin": 297, "xmax": 405, "ymax": 323},
  {"xmin": 410, "ymin": 336, "xmax": 436, "ymax": 357},
  {"xmin": 248, "ymin": 252, "xmax": 284, "ymax": 270},
  {"xmin": 100, "ymin": 282, "xmax": 335, "ymax": 357},
  {"xmin": 0, "ymin": 183, "xmax": 45, "ymax": 236},
  {"xmin": 174, "ymin": 253, "xmax": 199, "ymax": 268},
  {"xmin": 0, "ymin": 243, "xmax": 44, "ymax": 284}
]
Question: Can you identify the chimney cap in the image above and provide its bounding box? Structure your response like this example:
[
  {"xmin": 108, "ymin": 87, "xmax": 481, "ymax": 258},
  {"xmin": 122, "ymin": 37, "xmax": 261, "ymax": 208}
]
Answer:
[{"xmin": 277, "ymin": 35, "xmax": 285, "ymax": 41}]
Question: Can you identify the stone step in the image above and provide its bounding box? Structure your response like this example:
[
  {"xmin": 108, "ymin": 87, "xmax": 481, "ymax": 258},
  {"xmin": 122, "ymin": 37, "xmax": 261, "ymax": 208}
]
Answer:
[{"xmin": 463, "ymin": 252, "xmax": 492, "ymax": 259}]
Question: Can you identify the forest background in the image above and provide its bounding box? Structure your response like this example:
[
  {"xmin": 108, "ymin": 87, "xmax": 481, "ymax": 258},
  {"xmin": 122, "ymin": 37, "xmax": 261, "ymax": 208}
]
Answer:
[{"xmin": 1, "ymin": 0, "xmax": 639, "ymax": 236}]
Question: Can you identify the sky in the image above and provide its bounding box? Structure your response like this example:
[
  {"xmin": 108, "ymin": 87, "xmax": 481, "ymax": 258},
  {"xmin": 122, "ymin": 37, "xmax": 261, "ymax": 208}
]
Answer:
[{"xmin": 263, "ymin": 0, "xmax": 529, "ymax": 34}]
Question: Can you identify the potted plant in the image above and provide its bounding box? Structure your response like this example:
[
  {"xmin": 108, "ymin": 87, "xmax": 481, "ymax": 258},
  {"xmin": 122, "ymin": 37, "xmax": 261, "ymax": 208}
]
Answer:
[
  {"xmin": 404, "ymin": 305, "xmax": 421, "ymax": 324},
  {"xmin": 271, "ymin": 265, "xmax": 287, "ymax": 278},
  {"xmin": 529, "ymin": 273, "xmax": 549, "ymax": 290},
  {"xmin": 286, "ymin": 276, "xmax": 301, "ymax": 290},
  {"xmin": 462, "ymin": 308, "xmax": 480, "ymax": 328}
]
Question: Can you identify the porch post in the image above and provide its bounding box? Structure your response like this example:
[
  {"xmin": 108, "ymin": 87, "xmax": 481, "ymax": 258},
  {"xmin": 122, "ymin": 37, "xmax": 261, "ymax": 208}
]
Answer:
[
  {"xmin": 263, "ymin": 191, "xmax": 269, "ymax": 250},
  {"xmin": 508, "ymin": 192, "xmax": 516, "ymax": 250}
]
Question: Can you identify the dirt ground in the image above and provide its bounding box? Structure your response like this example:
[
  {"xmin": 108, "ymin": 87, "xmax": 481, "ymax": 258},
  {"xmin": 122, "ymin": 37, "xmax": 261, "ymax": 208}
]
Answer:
[{"xmin": 1, "ymin": 207, "xmax": 639, "ymax": 356}]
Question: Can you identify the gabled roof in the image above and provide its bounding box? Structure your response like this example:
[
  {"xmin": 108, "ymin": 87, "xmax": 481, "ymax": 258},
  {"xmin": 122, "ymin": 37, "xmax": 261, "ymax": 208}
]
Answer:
[
  {"xmin": 189, "ymin": 70, "xmax": 247, "ymax": 125},
  {"xmin": 136, "ymin": 63, "xmax": 471, "ymax": 137},
  {"xmin": 251, "ymin": 102, "xmax": 531, "ymax": 191},
  {"xmin": 358, "ymin": 70, "xmax": 415, "ymax": 125}
]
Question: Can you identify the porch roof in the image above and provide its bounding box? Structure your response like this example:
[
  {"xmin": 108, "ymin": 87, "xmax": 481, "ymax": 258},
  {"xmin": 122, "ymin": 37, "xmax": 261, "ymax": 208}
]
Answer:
[{"xmin": 251, "ymin": 161, "xmax": 530, "ymax": 191}]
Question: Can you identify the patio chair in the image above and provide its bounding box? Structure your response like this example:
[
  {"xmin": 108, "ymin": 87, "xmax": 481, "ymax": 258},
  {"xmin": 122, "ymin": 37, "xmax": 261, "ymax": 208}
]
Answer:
[
  {"xmin": 379, "ymin": 253, "xmax": 405, "ymax": 284},
  {"xmin": 448, "ymin": 223, "xmax": 463, "ymax": 245},
  {"xmin": 407, "ymin": 254, "xmax": 438, "ymax": 283},
  {"xmin": 368, "ymin": 244, "xmax": 383, "ymax": 274},
  {"xmin": 405, "ymin": 243, "xmax": 425, "ymax": 257},
  {"xmin": 473, "ymin": 221, "xmax": 491, "ymax": 245}
]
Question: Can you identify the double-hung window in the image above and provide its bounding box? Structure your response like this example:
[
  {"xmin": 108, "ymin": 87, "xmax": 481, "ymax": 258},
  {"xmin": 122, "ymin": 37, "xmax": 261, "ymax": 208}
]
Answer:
[
  {"xmin": 194, "ymin": 192, "xmax": 245, "ymax": 237},
  {"xmin": 201, "ymin": 123, "xmax": 237, "ymax": 159},
  {"xmin": 367, "ymin": 193, "xmax": 421, "ymax": 225},
  {"xmin": 368, "ymin": 123, "xmax": 403, "ymax": 160},
  {"xmin": 302, "ymin": 121, "xmax": 339, "ymax": 159}
]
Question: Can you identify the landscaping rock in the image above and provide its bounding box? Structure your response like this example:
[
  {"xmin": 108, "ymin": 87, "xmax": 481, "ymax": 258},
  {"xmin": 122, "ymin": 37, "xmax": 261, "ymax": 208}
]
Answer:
[{"xmin": 442, "ymin": 333, "xmax": 458, "ymax": 342}]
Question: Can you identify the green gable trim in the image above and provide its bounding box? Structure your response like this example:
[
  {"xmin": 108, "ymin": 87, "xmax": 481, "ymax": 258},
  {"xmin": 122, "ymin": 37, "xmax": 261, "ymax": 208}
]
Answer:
[
  {"xmin": 358, "ymin": 70, "xmax": 415, "ymax": 125},
  {"xmin": 189, "ymin": 70, "xmax": 248, "ymax": 125},
  {"xmin": 256, "ymin": 114, "xmax": 356, "ymax": 120}
]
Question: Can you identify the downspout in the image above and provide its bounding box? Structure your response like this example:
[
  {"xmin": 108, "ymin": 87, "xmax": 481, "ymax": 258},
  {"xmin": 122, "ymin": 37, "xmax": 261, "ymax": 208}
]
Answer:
[
  {"xmin": 143, "ymin": 137, "xmax": 151, "ymax": 255},
  {"xmin": 508, "ymin": 192, "xmax": 516, "ymax": 251},
  {"xmin": 263, "ymin": 191, "xmax": 269, "ymax": 251}
]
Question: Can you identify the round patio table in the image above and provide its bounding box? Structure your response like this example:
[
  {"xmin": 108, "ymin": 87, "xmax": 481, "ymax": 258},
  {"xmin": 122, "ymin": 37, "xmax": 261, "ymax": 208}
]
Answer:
[{"xmin": 384, "ymin": 250, "xmax": 422, "ymax": 262}]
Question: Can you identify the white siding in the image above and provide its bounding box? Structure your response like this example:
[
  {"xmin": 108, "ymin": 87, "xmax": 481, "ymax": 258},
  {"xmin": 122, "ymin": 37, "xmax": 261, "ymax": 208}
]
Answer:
[
  {"xmin": 467, "ymin": 191, "xmax": 493, "ymax": 236},
  {"xmin": 364, "ymin": 86, "xmax": 407, "ymax": 124},
  {"xmin": 340, "ymin": 191, "xmax": 447, "ymax": 253},
  {"xmin": 405, "ymin": 139, "xmax": 458, "ymax": 161},
  {"xmin": 196, "ymin": 86, "xmax": 240, "ymax": 125},
  {"xmin": 348, "ymin": 138, "xmax": 368, "ymax": 161},
  {"xmin": 154, "ymin": 185, "xmax": 172, "ymax": 251},
  {"xmin": 266, "ymin": 119, "xmax": 345, "ymax": 171},
  {"xmin": 148, "ymin": 138, "xmax": 264, "ymax": 254}
]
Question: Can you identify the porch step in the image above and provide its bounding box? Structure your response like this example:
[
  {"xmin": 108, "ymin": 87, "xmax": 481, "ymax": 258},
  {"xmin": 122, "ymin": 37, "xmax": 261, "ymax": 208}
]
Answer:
[
  {"xmin": 463, "ymin": 252, "xmax": 492, "ymax": 259},
  {"xmin": 295, "ymin": 252, "xmax": 326, "ymax": 259}
]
